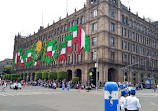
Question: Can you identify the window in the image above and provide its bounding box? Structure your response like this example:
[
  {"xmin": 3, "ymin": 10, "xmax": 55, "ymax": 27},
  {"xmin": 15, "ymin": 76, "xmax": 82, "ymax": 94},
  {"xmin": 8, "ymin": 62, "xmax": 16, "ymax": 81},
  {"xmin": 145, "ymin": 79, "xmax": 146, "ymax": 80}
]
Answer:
[
  {"xmin": 123, "ymin": 54, "xmax": 127, "ymax": 62},
  {"xmin": 92, "ymin": 23, "xmax": 97, "ymax": 31},
  {"xmin": 123, "ymin": 28, "xmax": 126, "ymax": 36},
  {"xmin": 146, "ymin": 49, "xmax": 149, "ymax": 56},
  {"xmin": 92, "ymin": 37, "xmax": 97, "ymax": 46},
  {"xmin": 111, "ymin": 52, "xmax": 114, "ymax": 61},
  {"xmin": 123, "ymin": 41, "xmax": 127, "ymax": 49},
  {"xmin": 132, "ymin": 32, "xmax": 135, "ymax": 40},
  {"xmin": 93, "ymin": 9, "xmax": 97, "ymax": 17},
  {"xmin": 121, "ymin": 15, "xmax": 124, "ymax": 24},
  {"xmin": 110, "ymin": 22, "xmax": 115, "ymax": 32},
  {"xmin": 132, "ymin": 56, "xmax": 136, "ymax": 64},
  {"xmin": 77, "ymin": 18, "xmax": 80, "ymax": 25},
  {"xmin": 81, "ymin": 16, "xmax": 84, "ymax": 24},
  {"xmin": 77, "ymin": 54, "xmax": 81, "ymax": 62},
  {"xmin": 140, "ymin": 35, "xmax": 143, "ymax": 43},
  {"xmin": 125, "ymin": 17, "xmax": 128, "ymax": 25},
  {"xmin": 110, "ymin": 9, "xmax": 114, "ymax": 17},
  {"xmin": 146, "ymin": 38, "xmax": 149, "ymax": 45},
  {"xmin": 72, "ymin": 20, "xmax": 75, "ymax": 26},
  {"xmin": 68, "ymin": 56, "xmax": 71, "ymax": 63},
  {"xmin": 130, "ymin": 20, "xmax": 133, "ymax": 28},
  {"xmin": 110, "ymin": 37, "xmax": 114, "ymax": 46},
  {"xmin": 92, "ymin": 51, "xmax": 97, "ymax": 60},
  {"xmin": 132, "ymin": 44, "xmax": 135, "ymax": 52},
  {"xmin": 139, "ymin": 46, "xmax": 143, "ymax": 54}
]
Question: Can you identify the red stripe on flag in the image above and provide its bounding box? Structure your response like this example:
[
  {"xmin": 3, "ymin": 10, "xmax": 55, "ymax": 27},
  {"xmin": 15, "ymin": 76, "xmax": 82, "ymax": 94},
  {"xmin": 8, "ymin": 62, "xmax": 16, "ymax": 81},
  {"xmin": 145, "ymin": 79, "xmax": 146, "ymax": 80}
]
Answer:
[
  {"xmin": 67, "ymin": 46, "xmax": 71, "ymax": 53},
  {"xmin": 58, "ymin": 54, "xmax": 66, "ymax": 60},
  {"xmin": 72, "ymin": 37, "xmax": 77, "ymax": 44},
  {"xmin": 27, "ymin": 57, "xmax": 31, "ymax": 61},
  {"xmin": 20, "ymin": 63, "xmax": 24, "ymax": 67},
  {"xmin": 77, "ymin": 25, "xmax": 82, "ymax": 54},
  {"xmin": 36, "ymin": 61, "xmax": 40, "ymax": 66},
  {"xmin": 47, "ymin": 51, "xmax": 52, "ymax": 56}
]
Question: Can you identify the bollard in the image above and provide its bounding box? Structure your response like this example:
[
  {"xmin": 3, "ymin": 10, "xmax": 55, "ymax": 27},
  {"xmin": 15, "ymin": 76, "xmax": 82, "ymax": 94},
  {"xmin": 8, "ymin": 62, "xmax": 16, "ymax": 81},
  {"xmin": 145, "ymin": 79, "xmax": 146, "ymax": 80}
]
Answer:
[
  {"xmin": 120, "ymin": 84, "xmax": 124, "ymax": 89},
  {"xmin": 104, "ymin": 82, "xmax": 118, "ymax": 111},
  {"xmin": 67, "ymin": 81, "xmax": 70, "ymax": 91}
]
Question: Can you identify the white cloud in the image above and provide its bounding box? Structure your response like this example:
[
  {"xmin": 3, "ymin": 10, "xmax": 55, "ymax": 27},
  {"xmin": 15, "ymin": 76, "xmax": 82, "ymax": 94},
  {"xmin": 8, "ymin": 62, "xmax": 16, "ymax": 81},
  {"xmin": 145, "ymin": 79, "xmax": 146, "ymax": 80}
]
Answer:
[{"xmin": 0, "ymin": 0, "xmax": 157, "ymax": 61}]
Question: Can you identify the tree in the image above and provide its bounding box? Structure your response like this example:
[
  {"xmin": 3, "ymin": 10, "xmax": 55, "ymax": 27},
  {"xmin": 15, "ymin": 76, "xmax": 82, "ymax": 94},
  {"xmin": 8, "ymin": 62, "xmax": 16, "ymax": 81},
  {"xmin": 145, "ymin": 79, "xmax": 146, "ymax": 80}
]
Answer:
[
  {"xmin": 11, "ymin": 74, "xmax": 20, "ymax": 81},
  {"xmin": 72, "ymin": 77, "xmax": 79, "ymax": 83},
  {"xmin": 17, "ymin": 77, "xmax": 22, "ymax": 82},
  {"xmin": 3, "ymin": 66, "xmax": 12, "ymax": 74},
  {"xmin": 36, "ymin": 72, "xmax": 42, "ymax": 80},
  {"xmin": 42, "ymin": 72, "xmax": 49, "ymax": 80},
  {"xmin": 154, "ymin": 73, "xmax": 158, "ymax": 81},
  {"xmin": 48, "ymin": 71, "xmax": 57, "ymax": 80},
  {"xmin": 57, "ymin": 70, "xmax": 67, "ymax": 81},
  {"xmin": 4, "ymin": 74, "xmax": 11, "ymax": 80}
]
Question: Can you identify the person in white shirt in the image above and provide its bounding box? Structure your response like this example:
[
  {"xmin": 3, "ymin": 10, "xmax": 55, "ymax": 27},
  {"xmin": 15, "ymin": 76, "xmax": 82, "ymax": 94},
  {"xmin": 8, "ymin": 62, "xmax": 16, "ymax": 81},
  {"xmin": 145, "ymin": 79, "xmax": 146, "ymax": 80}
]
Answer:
[
  {"xmin": 119, "ymin": 90, "xmax": 127, "ymax": 111},
  {"xmin": 125, "ymin": 88, "xmax": 141, "ymax": 111}
]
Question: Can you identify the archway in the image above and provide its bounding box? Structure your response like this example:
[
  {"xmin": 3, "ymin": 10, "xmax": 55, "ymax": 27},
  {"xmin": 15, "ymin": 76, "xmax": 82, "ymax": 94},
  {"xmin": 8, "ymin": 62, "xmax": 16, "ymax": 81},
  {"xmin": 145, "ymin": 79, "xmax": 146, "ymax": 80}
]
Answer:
[
  {"xmin": 108, "ymin": 68, "xmax": 118, "ymax": 82},
  {"xmin": 67, "ymin": 70, "xmax": 72, "ymax": 81},
  {"xmin": 27, "ymin": 73, "xmax": 31, "ymax": 81},
  {"xmin": 32, "ymin": 73, "xmax": 35, "ymax": 81},
  {"xmin": 24, "ymin": 73, "xmax": 27, "ymax": 81},
  {"xmin": 89, "ymin": 67, "xmax": 99, "ymax": 85},
  {"xmin": 125, "ymin": 72, "xmax": 128, "ymax": 81},
  {"xmin": 21, "ymin": 73, "xmax": 24, "ymax": 80},
  {"xmin": 75, "ymin": 69, "xmax": 82, "ymax": 82}
]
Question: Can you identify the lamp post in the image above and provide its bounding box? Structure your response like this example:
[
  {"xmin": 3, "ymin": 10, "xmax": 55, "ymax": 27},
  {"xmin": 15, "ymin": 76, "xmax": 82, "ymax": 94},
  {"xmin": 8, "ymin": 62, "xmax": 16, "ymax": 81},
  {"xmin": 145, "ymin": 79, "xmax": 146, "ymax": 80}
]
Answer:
[{"xmin": 95, "ymin": 51, "xmax": 98, "ymax": 92}]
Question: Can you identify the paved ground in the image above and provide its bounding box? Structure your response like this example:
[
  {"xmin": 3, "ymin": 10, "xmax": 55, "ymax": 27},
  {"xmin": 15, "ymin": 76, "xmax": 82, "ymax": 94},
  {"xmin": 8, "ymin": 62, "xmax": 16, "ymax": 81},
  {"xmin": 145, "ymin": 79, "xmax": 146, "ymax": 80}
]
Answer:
[{"xmin": 0, "ymin": 86, "xmax": 158, "ymax": 111}]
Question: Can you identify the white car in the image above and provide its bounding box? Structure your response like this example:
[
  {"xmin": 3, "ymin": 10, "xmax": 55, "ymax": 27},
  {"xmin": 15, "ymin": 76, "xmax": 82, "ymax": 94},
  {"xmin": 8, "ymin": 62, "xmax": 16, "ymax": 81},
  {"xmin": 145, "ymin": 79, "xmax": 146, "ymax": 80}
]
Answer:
[{"xmin": 10, "ymin": 83, "xmax": 22, "ymax": 89}]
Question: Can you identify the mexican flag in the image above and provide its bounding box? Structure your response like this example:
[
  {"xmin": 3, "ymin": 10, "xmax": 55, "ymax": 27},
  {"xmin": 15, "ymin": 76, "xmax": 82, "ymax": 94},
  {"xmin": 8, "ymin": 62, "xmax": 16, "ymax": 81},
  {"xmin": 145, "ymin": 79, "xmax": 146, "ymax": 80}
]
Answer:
[
  {"xmin": 77, "ymin": 25, "xmax": 89, "ymax": 54},
  {"xmin": 14, "ymin": 48, "xmax": 22, "ymax": 66},
  {"xmin": 69, "ymin": 25, "xmax": 78, "ymax": 44},
  {"xmin": 58, "ymin": 42, "xmax": 66, "ymax": 60},
  {"xmin": 63, "ymin": 35, "xmax": 72, "ymax": 53},
  {"xmin": 26, "ymin": 49, "xmax": 32, "ymax": 61},
  {"xmin": 47, "ymin": 39, "xmax": 57, "ymax": 56},
  {"xmin": 34, "ymin": 61, "xmax": 40, "ymax": 66},
  {"xmin": 20, "ymin": 58, "xmax": 24, "ymax": 67}
]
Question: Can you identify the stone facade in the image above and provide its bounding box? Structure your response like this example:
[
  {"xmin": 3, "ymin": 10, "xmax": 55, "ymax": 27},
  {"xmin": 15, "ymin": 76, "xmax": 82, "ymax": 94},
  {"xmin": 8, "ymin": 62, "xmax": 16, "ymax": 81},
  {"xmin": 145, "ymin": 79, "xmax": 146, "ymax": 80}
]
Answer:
[{"xmin": 13, "ymin": 0, "xmax": 158, "ymax": 84}]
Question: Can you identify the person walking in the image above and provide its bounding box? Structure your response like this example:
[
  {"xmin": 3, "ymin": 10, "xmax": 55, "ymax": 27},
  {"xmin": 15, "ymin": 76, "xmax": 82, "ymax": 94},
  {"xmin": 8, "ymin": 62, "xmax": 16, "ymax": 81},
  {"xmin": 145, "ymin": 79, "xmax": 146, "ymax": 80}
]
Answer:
[
  {"xmin": 153, "ymin": 84, "xmax": 157, "ymax": 92},
  {"xmin": 125, "ymin": 88, "xmax": 141, "ymax": 111},
  {"xmin": 119, "ymin": 90, "xmax": 128, "ymax": 111}
]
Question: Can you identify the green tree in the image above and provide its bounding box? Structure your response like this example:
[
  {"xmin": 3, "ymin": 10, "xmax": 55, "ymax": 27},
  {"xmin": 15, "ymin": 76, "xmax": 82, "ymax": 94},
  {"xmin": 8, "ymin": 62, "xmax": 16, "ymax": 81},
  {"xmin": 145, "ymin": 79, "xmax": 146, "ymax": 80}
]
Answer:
[
  {"xmin": 4, "ymin": 74, "xmax": 11, "ymax": 80},
  {"xmin": 72, "ymin": 77, "xmax": 79, "ymax": 83},
  {"xmin": 48, "ymin": 71, "xmax": 57, "ymax": 80},
  {"xmin": 42, "ymin": 72, "xmax": 49, "ymax": 80},
  {"xmin": 3, "ymin": 66, "xmax": 12, "ymax": 74},
  {"xmin": 57, "ymin": 70, "xmax": 67, "ymax": 81},
  {"xmin": 11, "ymin": 74, "xmax": 20, "ymax": 81},
  {"xmin": 36, "ymin": 72, "xmax": 42, "ymax": 80},
  {"xmin": 17, "ymin": 77, "xmax": 22, "ymax": 82},
  {"xmin": 154, "ymin": 73, "xmax": 158, "ymax": 81}
]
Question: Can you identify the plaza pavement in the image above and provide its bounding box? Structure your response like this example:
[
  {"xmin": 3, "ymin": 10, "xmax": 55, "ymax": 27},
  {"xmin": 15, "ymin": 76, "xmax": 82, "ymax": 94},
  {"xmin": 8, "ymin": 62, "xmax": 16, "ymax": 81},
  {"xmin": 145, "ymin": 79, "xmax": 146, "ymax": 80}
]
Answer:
[{"xmin": 0, "ymin": 86, "xmax": 158, "ymax": 111}]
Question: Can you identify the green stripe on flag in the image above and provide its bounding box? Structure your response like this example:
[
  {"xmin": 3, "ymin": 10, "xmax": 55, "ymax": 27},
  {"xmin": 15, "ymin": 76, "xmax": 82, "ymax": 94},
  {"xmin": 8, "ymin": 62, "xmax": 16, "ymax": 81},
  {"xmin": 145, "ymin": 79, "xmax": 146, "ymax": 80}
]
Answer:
[
  {"xmin": 19, "ymin": 48, "xmax": 22, "ymax": 52},
  {"xmin": 85, "ymin": 34, "xmax": 89, "ymax": 52},
  {"xmin": 48, "ymin": 39, "xmax": 57, "ymax": 46},
  {"xmin": 61, "ymin": 42, "xmax": 66, "ymax": 48},
  {"xmin": 52, "ymin": 45, "xmax": 56, "ymax": 50},
  {"xmin": 26, "ymin": 49, "xmax": 31, "ymax": 53},
  {"xmin": 45, "ymin": 56, "xmax": 51, "ymax": 64},
  {"xmin": 68, "ymin": 25, "xmax": 78, "ymax": 31},
  {"xmin": 63, "ymin": 35, "xmax": 72, "ymax": 41}
]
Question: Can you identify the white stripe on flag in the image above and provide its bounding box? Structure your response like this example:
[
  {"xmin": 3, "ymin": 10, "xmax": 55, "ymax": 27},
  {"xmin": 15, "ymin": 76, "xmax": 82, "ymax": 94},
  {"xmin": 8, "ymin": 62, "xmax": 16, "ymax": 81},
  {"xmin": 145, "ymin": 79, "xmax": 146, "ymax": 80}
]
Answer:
[
  {"xmin": 52, "ymin": 51, "xmax": 55, "ymax": 56},
  {"xmin": 104, "ymin": 91, "xmax": 118, "ymax": 100},
  {"xmin": 18, "ymin": 52, "xmax": 20, "ymax": 56},
  {"xmin": 81, "ymin": 29, "xmax": 85, "ymax": 48},
  {"xmin": 60, "ymin": 48, "xmax": 66, "ymax": 55},
  {"xmin": 68, "ymin": 40, "xmax": 72, "ymax": 47},
  {"xmin": 25, "ymin": 58, "xmax": 27, "ymax": 62},
  {"xmin": 21, "ymin": 59, "xmax": 24, "ymax": 63},
  {"xmin": 73, "ymin": 31, "xmax": 77, "ymax": 38},
  {"xmin": 28, "ymin": 53, "xmax": 31, "ymax": 57},
  {"xmin": 15, "ymin": 54, "xmax": 17, "ymax": 64},
  {"xmin": 47, "ymin": 46, "xmax": 52, "ymax": 52}
]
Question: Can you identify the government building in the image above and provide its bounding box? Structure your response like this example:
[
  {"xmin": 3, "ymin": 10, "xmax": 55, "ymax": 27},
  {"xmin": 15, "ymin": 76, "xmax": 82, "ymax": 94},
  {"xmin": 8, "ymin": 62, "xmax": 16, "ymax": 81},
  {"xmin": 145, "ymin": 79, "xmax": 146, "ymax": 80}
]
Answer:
[{"xmin": 13, "ymin": 0, "xmax": 158, "ymax": 84}]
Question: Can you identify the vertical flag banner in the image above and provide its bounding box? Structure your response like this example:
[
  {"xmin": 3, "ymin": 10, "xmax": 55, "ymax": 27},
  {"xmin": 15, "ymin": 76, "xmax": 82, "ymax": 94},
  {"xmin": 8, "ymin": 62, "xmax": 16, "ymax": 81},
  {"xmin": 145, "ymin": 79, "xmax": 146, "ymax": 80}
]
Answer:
[
  {"xmin": 77, "ymin": 25, "xmax": 89, "ymax": 54},
  {"xmin": 26, "ymin": 49, "xmax": 32, "ymax": 61},
  {"xmin": 33, "ymin": 61, "xmax": 40, "ymax": 66},
  {"xmin": 68, "ymin": 25, "xmax": 78, "ymax": 44},
  {"xmin": 58, "ymin": 42, "xmax": 66, "ymax": 60},
  {"xmin": 47, "ymin": 39, "xmax": 57, "ymax": 56},
  {"xmin": 14, "ymin": 48, "xmax": 22, "ymax": 66},
  {"xmin": 63, "ymin": 35, "xmax": 72, "ymax": 53},
  {"xmin": 20, "ymin": 56, "xmax": 24, "ymax": 67}
]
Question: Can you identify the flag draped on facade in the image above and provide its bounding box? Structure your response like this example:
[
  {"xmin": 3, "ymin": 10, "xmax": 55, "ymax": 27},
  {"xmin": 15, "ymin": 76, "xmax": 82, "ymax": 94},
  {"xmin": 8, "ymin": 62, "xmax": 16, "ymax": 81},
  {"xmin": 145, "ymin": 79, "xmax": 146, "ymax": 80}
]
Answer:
[
  {"xmin": 14, "ymin": 48, "xmax": 22, "ymax": 66},
  {"xmin": 26, "ymin": 49, "xmax": 32, "ymax": 62},
  {"xmin": 69, "ymin": 25, "xmax": 78, "ymax": 44},
  {"xmin": 47, "ymin": 39, "xmax": 57, "ymax": 56},
  {"xmin": 77, "ymin": 25, "xmax": 89, "ymax": 54},
  {"xmin": 33, "ymin": 61, "xmax": 40, "ymax": 66},
  {"xmin": 58, "ymin": 42, "xmax": 66, "ymax": 60},
  {"xmin": 63, "ymin": 35, "xmax": 72, "ymax": 53}
]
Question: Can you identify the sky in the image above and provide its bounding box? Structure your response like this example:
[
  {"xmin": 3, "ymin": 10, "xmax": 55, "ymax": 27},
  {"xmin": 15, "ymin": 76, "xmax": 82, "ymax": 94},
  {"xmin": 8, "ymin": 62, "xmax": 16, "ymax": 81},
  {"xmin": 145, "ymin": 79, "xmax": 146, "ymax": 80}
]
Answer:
[{"xmin": 0, "ymin": 0, "xmax": 157, "ymax": 61}]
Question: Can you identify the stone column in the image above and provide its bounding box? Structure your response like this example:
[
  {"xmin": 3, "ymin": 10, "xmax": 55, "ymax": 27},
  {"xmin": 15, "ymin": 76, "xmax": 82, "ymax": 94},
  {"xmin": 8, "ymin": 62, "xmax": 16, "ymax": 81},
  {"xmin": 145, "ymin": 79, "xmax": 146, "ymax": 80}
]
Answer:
[
  {"xmin": 129, "ymin": 71, "xmax": 133, "ymax": 84},
  {"xmin": 118, "ymin": 69, "xmax": 123, "ymax": 82},
  {"xmin": 98, "ymin": 63, "xmax": 104, "ymax": 82},
  {"xmin": 104, "ymin": 65, "xmax": 108, "ymax": 82},
  {"xmin": 83, "ymin": 65, "xmax": 89, "ymax": 83}
]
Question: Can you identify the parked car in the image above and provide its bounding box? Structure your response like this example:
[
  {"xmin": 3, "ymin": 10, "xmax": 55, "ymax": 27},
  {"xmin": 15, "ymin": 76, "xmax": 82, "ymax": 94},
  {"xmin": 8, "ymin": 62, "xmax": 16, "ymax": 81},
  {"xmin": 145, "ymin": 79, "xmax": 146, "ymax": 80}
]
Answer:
[{"xmin": 10, "ymin": 83, "xmax": 22, "ymax": 89}]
